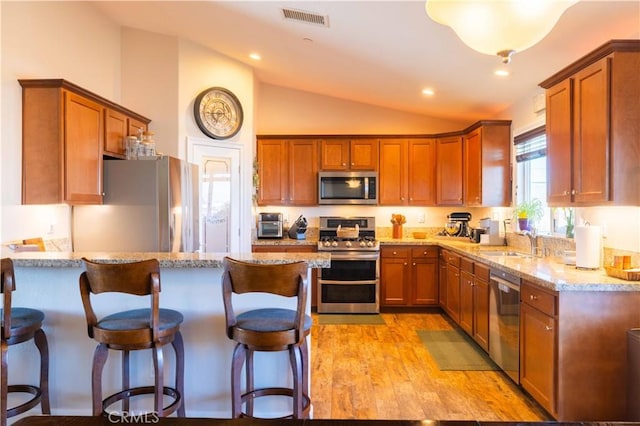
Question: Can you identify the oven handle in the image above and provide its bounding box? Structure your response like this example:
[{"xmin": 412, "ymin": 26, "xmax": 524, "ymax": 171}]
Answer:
[
  {"xmin": 327, "ymin": 253, "xmax": 380, "ymax": 261},
  {"xmin": 318, "ymin": 279, "xmax": 379, "ymax": 285}
]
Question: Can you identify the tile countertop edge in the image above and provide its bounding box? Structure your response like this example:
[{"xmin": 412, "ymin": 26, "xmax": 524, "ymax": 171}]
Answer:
[{"xmin": 8, "ymin": 251, "xmax": 332, "ymax": 269}]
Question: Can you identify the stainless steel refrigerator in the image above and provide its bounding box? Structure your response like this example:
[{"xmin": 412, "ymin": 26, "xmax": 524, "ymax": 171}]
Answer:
[{"xmin": 73, "ymin": 156, "xmax": 199, "ymax": 252}]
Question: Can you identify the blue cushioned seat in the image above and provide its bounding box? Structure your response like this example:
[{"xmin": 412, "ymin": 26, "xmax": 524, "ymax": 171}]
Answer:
[
  {"xmin": 2, "ymin": 308, "xmax": 45, "ymax": 331},
  {"xmin": 236, "ymin": 308, "xmax": 311, "ymax": 333}
]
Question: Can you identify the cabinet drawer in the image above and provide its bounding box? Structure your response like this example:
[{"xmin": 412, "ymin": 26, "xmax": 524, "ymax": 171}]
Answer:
[
  {"xmin": 474, "ymin": 263, "xmax": 490, "ymax": 281},
  {"xmin": 460, "ymin": 257, "xmax": 473, "ymax": 273},
  {"xmin": 522, "ymin": 282, "xmax": 557, "ymax": 317},
  {"xmin": 411, "ymin": 246, "xmax": 438, "ymax": 259},
  {"xmin": 381, "ymin": 247, "xmax": 410, "ymax": 258},
  {"xmin": 445, "ymin": 252, "xmax": 460, "ymax": 267}
]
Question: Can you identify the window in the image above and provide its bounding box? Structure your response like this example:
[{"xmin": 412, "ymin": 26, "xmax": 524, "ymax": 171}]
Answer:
[{"xmin": 514, "ymin": 126, "xmax": 551, "ymax": 233}]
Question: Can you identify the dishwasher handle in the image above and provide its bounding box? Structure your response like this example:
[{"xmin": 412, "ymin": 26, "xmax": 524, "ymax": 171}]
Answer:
[{"xmin": 490, "ymin": 274, "xmax": 520, "ymax": 292}]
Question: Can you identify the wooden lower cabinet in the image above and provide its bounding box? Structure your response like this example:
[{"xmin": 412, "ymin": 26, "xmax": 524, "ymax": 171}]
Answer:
[
  {"xmin": 443, "ymin": 252, "xmax": 461, "ymax": 322},
  {"xmin": 455, "ymin": 255, "xmax": 490, "ymax": 352},
  {"xmin": 380, "ymin": 245, "xmax": 438, "ymax": 307},
  {"xmin": 459, "ymin": 257, "xmax": 474, "ymax": 335},
  {"xmin": 251, "ymin": 244, "xmax": 318, "ymax": 308},
  {"xmin": 520, "ymin": 283, "xmax": 557, "ymax": 416}
]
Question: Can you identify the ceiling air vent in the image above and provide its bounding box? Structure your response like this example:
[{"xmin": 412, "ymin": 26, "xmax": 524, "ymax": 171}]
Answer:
[{"xmin": 281, "ymin": 7, "xmax": 329, "ymax": 27}]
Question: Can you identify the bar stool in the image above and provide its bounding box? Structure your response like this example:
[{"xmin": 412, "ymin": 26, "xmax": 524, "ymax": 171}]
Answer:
[
  {"xmin": 1, "ymin": 258, "xmax": 50, "ymax": 426},
  {"xmin": 222, "ymin": 257, "xmax": 311, "ymax": 419},
  {"xmin": 79, "ymin": 258, "xmax": 185, "ymax": 417}
]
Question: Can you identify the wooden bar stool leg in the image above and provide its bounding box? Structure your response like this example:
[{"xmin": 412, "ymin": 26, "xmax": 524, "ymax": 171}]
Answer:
[
  {"xmin": 172, "ymin": 332, "xmax": 186, "ymax": 417},
  {"xmin": 122, "ymin": 350, "xmax": 130, "ymax": 413},
  {"xmin": 245, "ymin": 349, "xmax": 255, "ymax": 417},
  {"xmin": 230, "ymin": 343, "xmax": 246, "ymax": 418},
  {"xmin": 153, "ymin": 344, "xmax": 164, "ymax": 416},
  {"xmin": 289, "ymin": 345, "xmax": 303, "ymax": 418},
  {"xmin": 300, "ymin": 339, "xmax": 309, "ymax": 397},
  {"xmin": 1, "ymin": 341, "xmax": 8, "ymax": 426},
  {"xmin": 92, "ymin": 343, "xmax": 109, "ymax": 416},
  {"xmin": 33, "ymin": 329, "xmax": 50, "ymax": 414}
]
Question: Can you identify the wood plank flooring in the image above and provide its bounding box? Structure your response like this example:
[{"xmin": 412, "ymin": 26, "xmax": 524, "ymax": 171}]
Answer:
[{"xmin": 310, "ymin": 311, "xmax": 551, "ymax": 421}]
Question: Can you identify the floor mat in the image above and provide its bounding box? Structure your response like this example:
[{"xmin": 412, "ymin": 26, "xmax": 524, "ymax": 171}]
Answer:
[
  {"xmin": 417, "ymin": 328, "xmax": 499, "ymax": 371},
  {"xmin": 317, "ymin": 314, "xmax": 385, "ymax": 325}
]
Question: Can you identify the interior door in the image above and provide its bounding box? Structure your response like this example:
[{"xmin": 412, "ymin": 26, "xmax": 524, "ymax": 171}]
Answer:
[{"xmin": 187, "ymin": 138, "xmax": 242, "ymax": 253}]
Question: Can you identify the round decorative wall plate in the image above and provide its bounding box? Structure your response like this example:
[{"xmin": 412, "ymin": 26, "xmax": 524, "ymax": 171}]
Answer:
[{"xmin": 193, "ymin": 87, "xmax": 243, "ymax": 139}]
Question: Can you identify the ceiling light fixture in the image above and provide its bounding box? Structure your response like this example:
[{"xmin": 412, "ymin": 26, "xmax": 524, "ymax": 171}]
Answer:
[
  {"xmin": 249, "ymin": 53, "xmax": 262, "ymax": 61},
  {"xmin": 422, "ymin": 88, "xmax": 435, "ymax": 96},
  {"xmin": 425, "ymin": 0, "xmax": 578, "ymax": 64}
]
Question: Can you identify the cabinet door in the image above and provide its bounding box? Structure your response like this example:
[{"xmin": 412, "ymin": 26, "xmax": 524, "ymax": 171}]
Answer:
[
  {"xmin": 445, "ymin": 263, "xmax": 461, "ymax": 323},
  {"xmin": 104, "ymin": 108, "xmax": 128, "ymax": 158},
  {"xmin": 320, "ymin": 139, "xmax": 349, "ymax": 170},
  {"xmin": 546, "ymin": 79, "xmax": 573, "ymax": 204},
  {"xmin": 436, "ymin": 136, "xmax": 463, "ymax": 206},
  {"xmin": 64, "ymin": 91, "xmax": 103, "ymax": 204},
  {"xmin": 380, "ymin": 256, "xmax": 408, "ymax": 306},
  {"xmin": 257, "ymin": 140, "xmax": 288, "ymax": 205},
  {"xmin": 438, "ymin": 251, "xmax": 448, "ymax": 307},
  {"xmin": 520, "ymin": 302, "xmax": 557, "ymax": 415},
  {"xmin": 459, "ymin": 269, "xmax": 474, "ymax": 335},
  {"xmin": 473, "ymin": 268, "xmax": 490, "ymax": 351},
  {"xmin": 408, "ymin": 138, "xmax": 436, "ymax": 205},
  {"xmin": 573, "ymin": 58, "xmax": 610, "ymax": 204},
  {"xmin": 464, "ymin": 128, "xmax": 482, "ymax": 206},
  {"xmin": 288, "ymin": 139, "xmax": 318, "ymax": 205},
  {"xmin": 128, "ymin": 117, "xmax": 147, "ymax": 138},
  {"xmin": 379, "ymin": 139, "xmax": 406, "ymax": 205},
  {"xmin": 350, "ymin": 138, "xmax": 378, "ymax": 170},
  {"xmin": 411, "ymin": 258, "xmax": 438, "ymax": 305}
]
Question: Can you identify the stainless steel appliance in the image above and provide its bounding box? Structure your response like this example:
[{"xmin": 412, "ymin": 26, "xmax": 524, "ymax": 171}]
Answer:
[
  {"xmin": 489, "ymin": 268, "xmax": 521, "ymax": 383},
  {"xmin": 317, "ymin": 216, "xmax": 380, "ymax": 313},
  {"xmin": 318, "ymin": 171, "xmax": 377, "ymax": 205},
  {"xmin": 287, "ymin": 215, "xmax": 307, "ymax": 240},
  {"xmin": 72, "ymin": 156, "xmax": 199, "ymax": 252},
  {"xmin": 257, "ymin": 212, "xmax": 283, "ymax": 239}
]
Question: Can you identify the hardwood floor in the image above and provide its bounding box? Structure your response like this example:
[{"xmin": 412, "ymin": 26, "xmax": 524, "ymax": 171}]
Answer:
[{"xmin": 310, "ymin": 311, "xmax": 551, "ymax": 421}]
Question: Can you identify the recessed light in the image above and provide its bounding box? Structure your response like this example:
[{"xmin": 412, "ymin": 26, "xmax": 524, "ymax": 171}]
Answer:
[
  {"xmin": 422, "ymin": 88, "xmax": 435, "ymax": 96},
  {"xmin": 249, "ymin": 53, "xmax": 262, "ymax": 61},
  {"xmin": 494, "ymin": 69, "xmax": 510, "ymax": 77}
]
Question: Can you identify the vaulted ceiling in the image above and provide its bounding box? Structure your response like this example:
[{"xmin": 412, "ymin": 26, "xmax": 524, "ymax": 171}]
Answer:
[{"xmin": 93, "ymin": 1, "xmax": 640, "ymax": 122}]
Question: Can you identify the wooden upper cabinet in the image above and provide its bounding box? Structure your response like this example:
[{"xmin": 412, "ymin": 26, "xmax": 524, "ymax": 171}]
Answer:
[
  {"xmin": 256, "ymin": 138, "xmax": 318, "ymax": 206},
  {"xmin": 464, "ymin": 123, "xmax": 511, "ymax": 207},
  {"xmin": 436, "ymin": 135, "xmax": 463, "ymax": 206},
  {"xmin": 379, "ymin": 138, "xmax": 436, "ymax": 206},
  {"xmin": 320, "ymin": 138, "xmax": 377, "ymax": 170},
  {"xmin": 20, "ymin": 79, "xmax": 150, "ymax": 205},
  {"xmin": 540, "ymin": 40, "xmax": 640, "ymax": 206},
  {"xmin": 105, "ymin": 109, "xmax": 149, "ymax": 158},
  {"xmin": 546, "ymin": 79, "xmax": 573, "ymax": 204}
]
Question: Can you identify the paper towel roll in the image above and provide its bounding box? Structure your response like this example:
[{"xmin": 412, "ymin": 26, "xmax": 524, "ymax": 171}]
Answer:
[{"xmin": 575, "ymin": 225, "xmax": 601, "ymax": 269}]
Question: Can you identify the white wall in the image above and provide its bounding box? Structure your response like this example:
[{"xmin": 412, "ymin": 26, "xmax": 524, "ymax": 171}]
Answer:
[{"xmin": 1, "ymin": 1, "xmax": 122, "ymax": 245}]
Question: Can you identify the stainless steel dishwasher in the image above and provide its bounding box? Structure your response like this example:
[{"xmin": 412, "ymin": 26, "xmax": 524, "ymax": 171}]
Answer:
[{"xmin": 489, "ymin": 269, "xmax": 521, "ymax": 383}]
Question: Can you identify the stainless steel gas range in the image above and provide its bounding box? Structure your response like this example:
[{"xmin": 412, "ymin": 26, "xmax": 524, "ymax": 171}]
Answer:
[{"xmin": 317, "ymin": 216, "xmax": 380, "ymax": 313}]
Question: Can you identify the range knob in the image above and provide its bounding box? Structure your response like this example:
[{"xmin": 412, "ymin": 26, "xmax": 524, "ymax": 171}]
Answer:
[
  {"xmin": 367, "ymin": 241, "xmax": 374, "ymax": 247},
  {"xmin": 359, "ymin": 240, "xmax": 367, "ymax": 247},
  {"xmin": 331, "ymin": 241, "xmax": 338, "ymax": 247},
  {"xmin": 345, "ymin": 241, "xmax": 352, "ymax": 247},
  {"xmin": 324, "ymin": 241, "xmax": 332, "ymax": 247}
]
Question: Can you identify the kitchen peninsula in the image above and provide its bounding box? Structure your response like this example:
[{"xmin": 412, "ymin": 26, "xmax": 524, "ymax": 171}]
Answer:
[{"xmin": 8, "ymin": 251, "xmax": 330, "ymax": 419}]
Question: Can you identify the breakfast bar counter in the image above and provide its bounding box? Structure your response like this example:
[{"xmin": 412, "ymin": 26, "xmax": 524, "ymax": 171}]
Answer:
[{"xmin": 7, "ymin": 251, "xmax": 330, "ymax": 421}]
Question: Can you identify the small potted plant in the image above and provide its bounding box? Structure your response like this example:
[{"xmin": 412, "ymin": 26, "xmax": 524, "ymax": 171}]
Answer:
[{"xmin": 514, "ymin": 198, "xmax": 544, "ymax": 232}]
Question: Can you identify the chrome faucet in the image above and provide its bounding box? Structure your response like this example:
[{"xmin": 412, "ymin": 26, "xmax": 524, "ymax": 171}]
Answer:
[{"xmin": 522, "ymin": 229, "xmax": 538, "ymax": 256}]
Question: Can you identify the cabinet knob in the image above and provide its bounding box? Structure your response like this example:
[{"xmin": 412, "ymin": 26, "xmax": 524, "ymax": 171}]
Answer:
[
  {"xmin": 412, "ymin": 262, "xmax": 416, "ymax": 266},
  {"xmin": 545, "ymin": 325, "xmax": 553, "ymax": 332},
  {"xmin": 393, "ymin": 251, "xmax": 397, "ymax": 255},
  {"xmin": 530, "ymin": 295, "xmax": 538, "ymax": 301},
  {"xmin": 563, "ymin": 190, "xmax": 569, "ymax": 195},
  {"xmin": 404, "ymin": 262, "xmax": 408, "ymax": 266},
  {"xmin": 571, "ymin": 189, "xmax": 576, "ymax": 195}
]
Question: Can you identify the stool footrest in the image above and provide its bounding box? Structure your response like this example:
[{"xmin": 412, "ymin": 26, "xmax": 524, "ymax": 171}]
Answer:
[
  {"xmin": 102, "ymin": 385, "xmax": 182, "ymax": 417},
  {"xmin": 240, "ymin": 387, "xmax": 310, "ymax": 419},
  {"xmin": 6, "ymin": 384, "xmax": 43, "ymax": 417}
]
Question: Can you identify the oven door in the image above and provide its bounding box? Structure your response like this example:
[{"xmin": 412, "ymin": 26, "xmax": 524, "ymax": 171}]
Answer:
[{"xmin": 317, "ymin": 252, "xmax": 379, "ymax": 313}]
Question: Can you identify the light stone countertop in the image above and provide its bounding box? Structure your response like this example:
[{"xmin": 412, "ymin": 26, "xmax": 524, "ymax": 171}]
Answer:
[
  {"xmin": 9, "ymin": 251, "xmax": 331, "ymax": 269},
  {"xmin": 255, "ymin": 236, "xmax": 640, "ymax": 292}
]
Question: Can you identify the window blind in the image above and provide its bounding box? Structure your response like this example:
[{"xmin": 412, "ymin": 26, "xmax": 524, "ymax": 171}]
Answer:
[{"xmin": 514, "ymin": 125, "xmax": 546, "ymax": 163}]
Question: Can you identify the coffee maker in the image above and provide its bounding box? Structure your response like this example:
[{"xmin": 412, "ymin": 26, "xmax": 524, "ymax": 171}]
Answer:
[{"xmin": 443, "ymin": 212, "xmax": 472, "ymax": 237}]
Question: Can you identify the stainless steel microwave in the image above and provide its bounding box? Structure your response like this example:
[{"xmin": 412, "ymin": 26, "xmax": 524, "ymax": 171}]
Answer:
[{"xmin": 318, "ymin": 171, "xmax": 378, "ymax": 205}]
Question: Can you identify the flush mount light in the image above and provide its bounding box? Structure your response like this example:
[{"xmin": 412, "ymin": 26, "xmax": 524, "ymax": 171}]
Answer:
[
  {"xmin": 425, "ymin": 0, "xmax": 578, "ymax": 63},
  {"xmin": 422, "ymin": 88, "xmax": 435, "ymax": 96},
  {"xmin": 249, "ymin": 53, "xmax": 262, "ymax": 61},
  {"xmin": 494, "ymin": 69, "xmax": 510, "ymax": 77}
]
